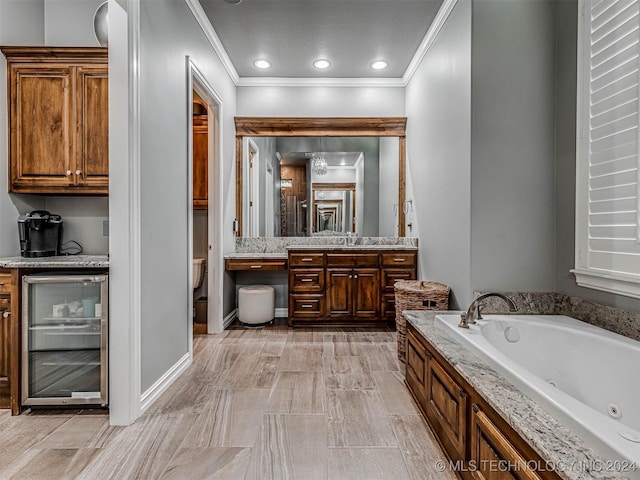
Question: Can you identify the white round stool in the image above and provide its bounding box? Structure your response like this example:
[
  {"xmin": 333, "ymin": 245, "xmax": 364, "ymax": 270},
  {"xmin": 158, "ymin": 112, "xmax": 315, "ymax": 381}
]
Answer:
[{"xmin": 238, "ymin": 285, "xmax": 275, "ymax": 327}]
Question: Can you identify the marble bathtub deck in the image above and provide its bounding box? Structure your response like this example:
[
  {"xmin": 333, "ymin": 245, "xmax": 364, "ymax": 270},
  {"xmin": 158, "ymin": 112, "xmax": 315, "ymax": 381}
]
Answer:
[
  {"xmin": 0, "ymin": 320, "xmax": 453, "ymax": 480},
  {"xmin": 406, "ymin": 310, "xmax": 630, "ymax": 480}
]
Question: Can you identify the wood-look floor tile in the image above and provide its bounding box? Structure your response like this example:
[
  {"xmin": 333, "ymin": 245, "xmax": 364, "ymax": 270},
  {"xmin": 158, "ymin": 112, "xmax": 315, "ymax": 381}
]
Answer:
[
  {"xmin": 0, "ymin": 416, "xmax": 73, "ymax": 471},
  {"xmin": 326, "ymin": 390, "xmax": 396, "ymax": 447},
  {"xmin": 259, "ymin": 340, "xmax": 286, "ymax": 356},
  {"xmin": 35, "ymin": 416, "xmax": 109, "ymax": 448},
  {"xmin": 244, "ymin": 415, "xmax": 327, "ymax": 480},
  {"xmin": 374, "ymin": 371, "xmax": 420, "ymax": 415},
  {"xmin": 323, "ymin": 333, "xmax": 364, "ymax": 356},
  {"xmin": 159, "ymin": 447, "xmax": 252, "ymax": 480},
  {"xmin": 220, "ymin": 355, "xmax": 279, "ymax": 389},
  {"xmin": 390, "ymin": 414, "xmax": 456, "ymax": 479},
  {"xmin": 287, "ymin": 329, "xmax": 325, "ymax": 344},
  {"xmin": 183, "ymin": 389, "xmax": 270, "ymax": 447},
  {"xmin": 327, "ymin": 448, "xmax": 410, "ymax": 480},
  {"xmin": 77, "ymin": 414, "xmax": 197, "ymax": 480},
  {"xmin": 360, "ymin": 343, "xmax": 402, "ymax": 371},
  {"xmin": 267, "ymin": 372, "xmax": 324, "ymax": 414},
  {"xmin": 197, "ymin": 344, "xmax": 259, "ymax": 371},
  {"xmin": 324, "ymin": 356, "xmax": 376, "ymax": 390},
  {"xmin": 278, "ymin": 344, "xmax": 323, "ymax": 371},
  {"xmin": 146, "ymin": 368, "xmax": 222, "ymax": 415},
  {"xmin": 9, "ymin": 448, "xmax": 102, "ymax": 480}
]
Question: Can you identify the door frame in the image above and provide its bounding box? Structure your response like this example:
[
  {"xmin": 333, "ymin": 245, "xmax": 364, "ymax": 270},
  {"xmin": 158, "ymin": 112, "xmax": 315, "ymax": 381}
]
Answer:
[{"xmin": 187, "ymin": 58, "xmax": 224, "ymax": 335}]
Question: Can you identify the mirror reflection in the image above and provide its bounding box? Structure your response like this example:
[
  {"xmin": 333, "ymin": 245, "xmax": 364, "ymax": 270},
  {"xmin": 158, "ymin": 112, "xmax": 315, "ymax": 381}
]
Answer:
[{"xmin": 243, "ymin": 136, "xmax": 399, "ymax": 237}]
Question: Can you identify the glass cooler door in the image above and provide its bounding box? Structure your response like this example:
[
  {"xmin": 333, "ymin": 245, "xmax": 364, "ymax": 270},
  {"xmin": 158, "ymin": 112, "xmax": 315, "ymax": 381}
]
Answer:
[{"xmin": 22, "ymin": 275, "xmax": 108, "ymax": 406}]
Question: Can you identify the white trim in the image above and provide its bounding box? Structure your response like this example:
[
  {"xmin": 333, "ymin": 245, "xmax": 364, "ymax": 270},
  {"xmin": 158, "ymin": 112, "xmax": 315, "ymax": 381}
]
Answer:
[
  {"xmin": 183, "ymin": 0, "xmax": 240, "ymax": 84},
  {"xmin": 403, "ymin": 0, "xmax": 458, "ymax": 85},
  {"xmin": 140, "ymin": 353, "xmax": 191, "ymax": 413},
  {"xmin": 275, "ymin": 307, "xmax": 288, "ymax": 318},
  {"xmin": 183, "ymin": 0, "xmax": 457, "ymax": 88},
  {"xmin": 571, "ymin": 269, "xmax": 640, "ymax": 300},
  {"xmin": 237, "ymin": 76, "xmax": 405, "ymax": 88},
  {"xmin": 224, "ymin": 308, "xmax": 238, "ymax": 329},
  {"xmin": 187, "ymin": 59, "xmax": 226, "ymax": 335}
]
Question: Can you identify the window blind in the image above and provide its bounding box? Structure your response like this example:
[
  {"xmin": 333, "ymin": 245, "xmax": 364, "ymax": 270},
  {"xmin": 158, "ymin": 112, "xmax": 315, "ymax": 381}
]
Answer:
[{"xmin": 574, "ymin": 0, "xmax": 640, "ymax": 296}]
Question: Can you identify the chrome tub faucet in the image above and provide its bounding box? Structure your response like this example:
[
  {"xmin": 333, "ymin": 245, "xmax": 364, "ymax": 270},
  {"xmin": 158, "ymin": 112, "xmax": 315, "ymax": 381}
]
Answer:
[{"xmin": 458, "ymin": 292, "xmax": 517, "ymax": 328}]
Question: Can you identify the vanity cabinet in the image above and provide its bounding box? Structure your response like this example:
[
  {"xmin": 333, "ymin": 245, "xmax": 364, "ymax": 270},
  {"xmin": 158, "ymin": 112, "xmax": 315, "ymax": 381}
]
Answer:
[
  {"xmin": 288, "ymin": 249, "xmax": 416, "ymax": 327},
  {"xmin": 0, "ymin": 269, "xmax": 18, "ymax": 414},
  {"xmin": 1, "ymin": 47, "xmax": 108, "ymax": 195},
  {"xmin": 406, "ymin": 323, "xmax": 560, "ymax": 480}
]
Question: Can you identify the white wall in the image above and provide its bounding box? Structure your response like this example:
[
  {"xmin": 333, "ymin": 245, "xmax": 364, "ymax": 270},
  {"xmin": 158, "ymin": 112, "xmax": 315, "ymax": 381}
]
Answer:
[
  {"xmin": 138, "ymin": 0, "xmax": 236, "ymax": 393},
  {"xmin": 405, "ymin": 0, "xmax": 472, "ymax": 309},
  {"xmin": 44, "ymin": 0, "xmax": 104, "ymax": 45},
  {"xmin": 237, "ymin": 86, "xmax": 405, "ymax": 117}
]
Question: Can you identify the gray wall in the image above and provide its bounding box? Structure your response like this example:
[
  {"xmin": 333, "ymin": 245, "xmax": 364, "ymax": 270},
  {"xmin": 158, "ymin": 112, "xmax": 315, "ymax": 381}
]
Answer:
[
  {"xmin": 469, "ymin": 0, "xmax": 557, "ymax": 295},
  {"xmin": 44, "ymin": 0, "xmax": 104, "ymax": 46},
  {"xmin": 405, "ymin": 0, "xmax": 472, "ymax": 309},
  {"xmin": 139, "ymin": 0, "xmax": 237, "ymax": 392},
  {"xmin": 554, "ymin": 1, "xmax": 640, "ymax": 312}
]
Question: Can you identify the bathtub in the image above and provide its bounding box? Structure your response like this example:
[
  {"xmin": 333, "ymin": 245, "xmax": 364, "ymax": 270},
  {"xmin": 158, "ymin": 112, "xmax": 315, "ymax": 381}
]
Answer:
[{"xmin": 435, "ymin": 314, "xmax": 640, "ymax": 475}]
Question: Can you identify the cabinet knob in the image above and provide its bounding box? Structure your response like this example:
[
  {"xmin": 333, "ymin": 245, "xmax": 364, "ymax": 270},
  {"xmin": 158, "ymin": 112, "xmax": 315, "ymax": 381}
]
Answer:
[
  {"xmin": 76, "ymin": 170, "xmax": 82, "ymax": 176},
  {"xmin": 66, "ymin": 170, "xmax": 72, "ymax": 176},
  {"xmin": 2, "ymin": 312, "xmax": 9, "ymax": 318},
  {"xmin": 354, "ymin": 274, "xmax": 358, "ymax": 278}
]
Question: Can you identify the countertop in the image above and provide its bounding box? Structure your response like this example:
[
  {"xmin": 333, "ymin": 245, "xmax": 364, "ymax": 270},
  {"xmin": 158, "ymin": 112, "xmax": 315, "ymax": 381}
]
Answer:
[
  {"xmin": 0, "ymin": 255, "xmax": 109, "ymax": 268},
  {"xmin": 224, "ymin": 252, "xmax": 288, "ymax": 260},
  {"xmin": 405, "ymin": 310, "xmax": 628, "ymax": 480},
  {"xmin": 286, "ymin": 244, "xmax": 418, "ymax": 251}
]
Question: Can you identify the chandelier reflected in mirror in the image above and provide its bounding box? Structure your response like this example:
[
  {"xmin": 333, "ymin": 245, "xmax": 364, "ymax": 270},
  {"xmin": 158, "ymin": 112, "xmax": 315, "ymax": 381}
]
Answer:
[{"xmin": 311, "ymin": 153, "xmax": 328, "ymax": 176}]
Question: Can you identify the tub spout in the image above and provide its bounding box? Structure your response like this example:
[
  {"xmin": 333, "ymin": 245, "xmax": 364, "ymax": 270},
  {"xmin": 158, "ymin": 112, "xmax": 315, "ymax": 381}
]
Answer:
[{"xmin": 459, "ymin": 293, "xmax": 517, "ymax": 328}]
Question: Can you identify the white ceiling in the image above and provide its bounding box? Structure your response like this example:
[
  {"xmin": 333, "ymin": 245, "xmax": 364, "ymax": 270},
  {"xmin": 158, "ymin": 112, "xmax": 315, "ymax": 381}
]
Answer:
[{"xmin": 198, "ymin": 0, "xmax": 444, "ymax": 79}]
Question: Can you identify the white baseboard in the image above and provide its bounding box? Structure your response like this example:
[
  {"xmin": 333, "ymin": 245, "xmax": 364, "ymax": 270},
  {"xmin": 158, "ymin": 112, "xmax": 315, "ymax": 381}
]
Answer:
[
  {"xmin": 140, "ymin": 352, "xmax": 191, "ymax": 413},
  {"xmin": 275, "ymin": 307, "xmax": 288, "ymax": 318},
  {"xmin": 223, "ymin": 308, "xmax": 238, "ymax": 329}
]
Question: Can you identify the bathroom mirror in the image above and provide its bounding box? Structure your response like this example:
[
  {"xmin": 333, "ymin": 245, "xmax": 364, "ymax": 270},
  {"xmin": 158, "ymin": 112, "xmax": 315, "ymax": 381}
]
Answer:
[{"xmin": 235, "ymin": 117, "xmax": 407, "ymax": 237}]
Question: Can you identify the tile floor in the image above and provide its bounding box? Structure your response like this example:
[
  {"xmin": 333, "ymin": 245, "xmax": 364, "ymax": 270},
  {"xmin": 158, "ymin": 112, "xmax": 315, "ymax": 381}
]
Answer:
[{"xmin": 0, "ymin": 320, "xmax": 454, "ymax": 479}]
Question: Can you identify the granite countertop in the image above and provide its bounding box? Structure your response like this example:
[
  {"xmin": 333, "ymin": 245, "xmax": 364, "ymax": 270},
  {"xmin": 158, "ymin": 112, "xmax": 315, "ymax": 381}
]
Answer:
[
  {"xmin": 0, "ymin": 255, "xmax": 109, "ymax": 268},
  {"xmin": 224, "ymin": 252, "xmax": 288, "ymax": 260},
  {"xmin": 405, "ymin": 310, "xmax": 629, "ymax": 480},
  {"xmin": 286, "ymin": 244, "xmax": 418, "ymax": 251}
]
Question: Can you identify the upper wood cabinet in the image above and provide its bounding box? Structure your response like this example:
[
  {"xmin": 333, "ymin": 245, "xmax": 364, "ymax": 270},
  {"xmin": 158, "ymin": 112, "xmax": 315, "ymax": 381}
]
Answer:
[{"xmin": 1, "ymin": 47, "xmax": 108, "ymax": 195}]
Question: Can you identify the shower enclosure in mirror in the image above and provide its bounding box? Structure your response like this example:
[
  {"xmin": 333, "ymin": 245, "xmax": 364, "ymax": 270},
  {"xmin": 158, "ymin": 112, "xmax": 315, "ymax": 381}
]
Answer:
[{"xmin": 235, "ymin": 117, "xmax": 407, "ymax": 238}]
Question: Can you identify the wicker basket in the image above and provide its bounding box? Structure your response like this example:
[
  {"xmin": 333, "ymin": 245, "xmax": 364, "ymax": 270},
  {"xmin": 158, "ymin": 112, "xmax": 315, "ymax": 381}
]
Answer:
[{"xmin": 394, "ymin": 280, "xmax": 450, "ymax": 362}]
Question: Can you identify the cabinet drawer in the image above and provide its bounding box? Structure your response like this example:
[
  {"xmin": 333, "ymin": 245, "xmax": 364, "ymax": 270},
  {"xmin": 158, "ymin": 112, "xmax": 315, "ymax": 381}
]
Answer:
[
  {"xmin": 382, "ymin": 294, "xmax": 396, "ymax": 319},
  {"xmin": 381, "ymin": 252, "xmax": 416, "ymax": 267},
  {"xmin": 225, "ymin": 258, "xmax": 287, "ymax": 271},
  {"xmin": 326, "ymin": 253, "xmax": 378, "ymax": 267},
  {"xmin": 382, "ymin": 269, "xmax": 416, "ymax": 292},
  {"xmin": 290, "ymin": 295, "xmax": 324, "ymax": 317},
  {"xmin": 289, "ymin": 253, "xmax": 324, "ymax": 267},
  {"xmin": 290, "ymin": 269, "xmax": 324, "ymax": 292},
  {"xmin": 0, "ymin": 274, "xmax": 11, "ymax": 294}
]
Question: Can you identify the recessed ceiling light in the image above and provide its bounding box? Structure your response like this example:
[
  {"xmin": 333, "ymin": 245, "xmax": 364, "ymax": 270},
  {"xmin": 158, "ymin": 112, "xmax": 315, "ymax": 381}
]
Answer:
[
  {"xmin": 224, "ymin": 0, "xmax": 242, "ymax": 4},
  {"xmin": 370, "ymin": 60, "xmax": 388, "ymax": 70},
  {"xmin": 313, "ymin": 59, "xmax": 331, "ymax": 70},
  {"xmin": 253, "ymin": 59, "xmax": 271, "ymax": 69}
]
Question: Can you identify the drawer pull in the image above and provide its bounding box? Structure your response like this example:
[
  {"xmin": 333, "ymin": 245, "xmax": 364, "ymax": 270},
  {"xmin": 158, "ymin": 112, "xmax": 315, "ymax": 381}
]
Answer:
[
  {"xmin": 250, "ymin": 265, "xmax": 262, "ymax": 269},
  {"xmin": 393, "ymin": 258, "xmax": 406, "ymax": 262},
  {"xmin": 2, "ymin": 312, "xmax": 9, "ymax": 318},
  {"xmin": 0, "ymin": 282, "xmax": 4, "ymax": 285},
  {"xmin": 301, "ymin": 258, "xmax": 314, "ymax": 262},
  {"xmin": 301, "ymin": 278, "xmax": 313, "ymax": 282},
  {"xmin": 301, "ymin": 304, "xmax": 313, "ymax": 308}
]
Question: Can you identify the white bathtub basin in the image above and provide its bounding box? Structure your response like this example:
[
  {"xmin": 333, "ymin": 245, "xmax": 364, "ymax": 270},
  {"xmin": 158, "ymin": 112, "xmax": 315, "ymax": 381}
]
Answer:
[{"xmin": 436, "ymin": 314, "xmax": 640, "ymax": 475}]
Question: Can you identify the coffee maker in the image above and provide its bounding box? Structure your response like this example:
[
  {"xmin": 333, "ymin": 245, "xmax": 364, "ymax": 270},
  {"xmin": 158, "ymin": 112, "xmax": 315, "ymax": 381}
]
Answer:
[{"xmin": 18, "ymin": 211, "xmax": 63, "ymax": 257}]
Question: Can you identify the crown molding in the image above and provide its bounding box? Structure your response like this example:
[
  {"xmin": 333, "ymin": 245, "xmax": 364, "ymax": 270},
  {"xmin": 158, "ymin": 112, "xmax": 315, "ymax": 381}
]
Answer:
[
  {"xmin": 184, "ymin": 0, "xmax": 240, "ymax": 85},
  {"xmin": 236, "ymin": 76, "xmax": 405, "ymax": 88},
  {"xmin": 185, "ymin": 0, "xmax": 456, "ymax": 88},
  {"xmin": 403, "ymin": 0, "xmax": 458, "ymax": 85}
]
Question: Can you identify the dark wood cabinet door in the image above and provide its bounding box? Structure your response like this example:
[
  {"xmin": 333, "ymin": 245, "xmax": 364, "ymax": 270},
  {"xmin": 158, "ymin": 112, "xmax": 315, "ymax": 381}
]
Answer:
[
  {"xmin": 326, "ymin": 268, "xmax": 351, "ymax": 317},
  {"xmin": 9, "ymin": 66, "xmax": 75, "ymax": 191},
  {"xmin": 352, "ymin": 268, "xmax": 379, "ymax": 318},
  {"xmin": 76, "ymin": 66, "xmax": 108, "ymax": 191},
  {"xmin": 0, "ymin": 296, "xmax": 10, "ymax": 409},
  {"xmin": 193, "ymin": 122, "xmax": 208, "ymax": 209}
]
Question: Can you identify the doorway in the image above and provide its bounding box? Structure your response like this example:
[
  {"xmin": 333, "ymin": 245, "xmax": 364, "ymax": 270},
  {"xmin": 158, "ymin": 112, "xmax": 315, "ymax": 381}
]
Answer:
[{"xmin": 188, "ymin": 59, "xmax": 224, "ymax": 339}]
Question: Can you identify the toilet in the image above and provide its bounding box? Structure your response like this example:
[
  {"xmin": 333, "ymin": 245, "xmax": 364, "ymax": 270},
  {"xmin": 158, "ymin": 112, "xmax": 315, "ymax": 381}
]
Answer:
[{"xmin": 193, "ymin": 257, "xmax": 205, "ymax": 290}]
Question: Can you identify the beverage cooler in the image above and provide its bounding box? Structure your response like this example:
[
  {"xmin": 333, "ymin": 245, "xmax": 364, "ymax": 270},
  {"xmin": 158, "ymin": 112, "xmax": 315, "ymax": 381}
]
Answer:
[{"xmin": 22, "ymin": 274, "xmax": 108, "ymax": 407}]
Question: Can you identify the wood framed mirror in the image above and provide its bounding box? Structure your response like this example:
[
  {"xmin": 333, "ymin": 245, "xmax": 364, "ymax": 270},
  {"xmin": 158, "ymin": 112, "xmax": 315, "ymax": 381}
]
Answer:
[{"xmin": 235, "ymin": 117, "xmax": 407, "ymax": 237}]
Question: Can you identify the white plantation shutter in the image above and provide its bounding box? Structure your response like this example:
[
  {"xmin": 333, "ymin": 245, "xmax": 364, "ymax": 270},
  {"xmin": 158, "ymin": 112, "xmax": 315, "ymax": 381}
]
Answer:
[{"xmin": 573, "ymin": 0, "xmax": 640, "ymax": 298}]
